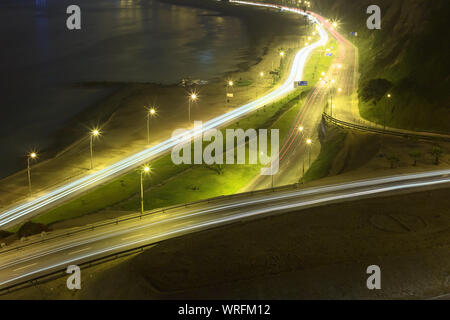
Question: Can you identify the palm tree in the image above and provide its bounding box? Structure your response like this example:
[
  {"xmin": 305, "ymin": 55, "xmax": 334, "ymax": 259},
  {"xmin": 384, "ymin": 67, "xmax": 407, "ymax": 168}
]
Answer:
[
  {"xmin": 409, "ymin": 151, "xmax": 422, "ymax": 166},
  {"xmin": 387, "ymin": 154, "xmax": 400, "ymax": 169},
  {"xmin": 431, "ymin": 146, "xmax": 443, "ymax": 165}
]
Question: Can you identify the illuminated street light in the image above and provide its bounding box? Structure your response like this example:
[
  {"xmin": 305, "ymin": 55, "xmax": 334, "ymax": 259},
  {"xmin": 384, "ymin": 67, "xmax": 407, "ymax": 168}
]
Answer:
[
  {"xmin": 279, "ymin": 51, "xmax": 285, "ymax": 58},
  {"xmin": 337, "ymin": 87, "xmax": 342, "ymax": 92},
  {"xmin": 188, "ymin": 92, "xmax": 198, "ymax": 122},
  {"xmin": 140, "ymin": 164, "xmax": 151, "ymax": 217},
  {"xmin": 146, "ymin": 107, "xmax": 157, "ymax": 145},
  {"xmin": 298, "ymin": 125, "xmax": 304, "ymax": 132},
  {"xmin": 27, "ymin": 152, "xmax": 38, "ymax": 194},
  {"xmin": 260, "ymin": 72, "xmax": 264, "ymax": 77},
  {"xmin": 90, "ymin": 128, "xmax": 100, "ymax": 170},
  {"xmin": 384, "ymin": 93, "xmax": 392, "ymax": 131},
  {"xmin": 321, "ymin": 71, "xmax": 326, "ymax": 76},
  {"xmin": 306, "ymin": 138, "xmax": 312, "ymax": 167}
]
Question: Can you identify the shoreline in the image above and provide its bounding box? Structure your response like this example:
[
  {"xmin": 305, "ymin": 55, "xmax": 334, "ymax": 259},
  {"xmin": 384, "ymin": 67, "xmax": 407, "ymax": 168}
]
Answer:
[{"xmin": 24, "ymin": 0, "xmax": 289, "ymax": 175}]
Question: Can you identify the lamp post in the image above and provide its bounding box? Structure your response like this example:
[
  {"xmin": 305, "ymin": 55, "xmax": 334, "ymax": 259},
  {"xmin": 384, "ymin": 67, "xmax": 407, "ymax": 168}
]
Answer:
[
  {"xmin": 279, "ymin": 50, "xmax": 285, "ymax": 68},
  {"xmin": 258, "ymin": 71, "xmax": 264, "ymax": 97},
  {"xmin": 140, "ymin": 165, "xmax": 151, "ymax": 217},
  {"xmin": 306, "ymin": 138, "xmax": 312, "ymax": 168},
  {"xmin": 90, "ymin": 129, "xmax": 100, "ymax": 170},
  {"xmin": 147, "ymin": 107, "xmax": 157, "ymax": 145},
  {"xmin": 27, "ymin": 152, "xmax": 37, "ymax": 194},
  {"xmin": 329, "ymin": 79, "xmax": 335, "ymax": 117},
  {"xmin": 227, "ymin": 80, "xmax": 234, "ymax": 103},
  {"xmin": 298, "ymin": 126, "xmax": 305, "ymax": 178},
  {"xmin": 188, "ymin": 92, "xmax": 198, "ymax": 122},
  {"xmin": 385, "ymin": 93, "xmax": 391, "ymax": 131}
]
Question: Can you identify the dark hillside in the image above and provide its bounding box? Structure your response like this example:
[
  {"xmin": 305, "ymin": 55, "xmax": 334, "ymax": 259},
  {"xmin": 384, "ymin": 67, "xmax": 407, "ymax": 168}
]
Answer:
[{"xmin": 266, "ymin": 0, "xmax": 450, "ymax": 132}]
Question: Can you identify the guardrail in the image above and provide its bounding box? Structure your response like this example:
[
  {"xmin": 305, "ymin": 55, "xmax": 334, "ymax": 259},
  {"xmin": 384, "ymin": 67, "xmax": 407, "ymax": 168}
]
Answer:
[
  {"xmin": 0, "ymin": 182, "xmax": 301, "ymax": 255},
  {"xmin": 323, "ymin": 112, "xmax": 450, "ymax": 142},
  {"xmin": 0, "ymin": 182, "xmax": 304, "ymax": 295},
  {"xmin": 0, "ymin": 241, "xmax": 158, "ymax": 296}
]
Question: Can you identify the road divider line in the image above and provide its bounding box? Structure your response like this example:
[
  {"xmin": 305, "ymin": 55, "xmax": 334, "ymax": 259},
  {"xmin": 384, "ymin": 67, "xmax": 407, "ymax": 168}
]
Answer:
[
  {"xmin": 13, "ymin": 263, "xmax": 37, "ymax": 272},
  {"xmin": 67, "ymin": 247, "xmax": 91, "ymax": 256}
]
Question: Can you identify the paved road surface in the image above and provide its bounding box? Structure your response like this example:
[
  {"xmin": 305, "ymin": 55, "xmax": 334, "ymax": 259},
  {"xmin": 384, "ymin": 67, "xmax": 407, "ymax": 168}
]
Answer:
[{"xmin": 0, "ymin": 169, "xmax": 448, "ymax": 290}]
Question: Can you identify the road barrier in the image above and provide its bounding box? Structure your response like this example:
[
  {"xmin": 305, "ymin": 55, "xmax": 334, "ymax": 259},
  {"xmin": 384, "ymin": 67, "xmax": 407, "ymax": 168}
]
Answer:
[
  {"xmin": 323, "ymin": 112, "xmax": 450, "ymax": 142},
  {"xmin": 0, "ymin": 182, "xmax": 301, "ymax": 255}
]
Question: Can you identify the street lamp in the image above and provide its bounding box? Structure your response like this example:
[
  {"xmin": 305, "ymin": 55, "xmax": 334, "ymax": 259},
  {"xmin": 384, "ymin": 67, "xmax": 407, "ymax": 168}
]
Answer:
[
  {"xmin": 90, "ymin": 128, "xmax": 100, "ymax": 170},
  {"xmin": 257, "ymin": 72, "xmax": 265, "ymax": 97},
  {"xmin": 226, "ymin": 80, "xmax": 234, "ymax": 103},
  {"xmin": 27, "ymin": 152, "xmax": 37, "ymax": 194},
  {"xmin": 140, "ymin": 165, "xmax": 151, "ymax": 217},
  {"xmin": 188, "ymin": 92, "xmax": 198, "ymax": 122},
  {"xmin": 146, "ymin": 107, "xmax": 157, "ymax": 145},
  {"xmin": 384, "ymin": 93, "xmax": 391, "ymax": 131},
  {"xmin": 329, "ymin": 80, "xmax": 336, "ymax": 117},
  {"xmin": 306, "ymin": 138, "xmax": 312, "ymax": 167}
]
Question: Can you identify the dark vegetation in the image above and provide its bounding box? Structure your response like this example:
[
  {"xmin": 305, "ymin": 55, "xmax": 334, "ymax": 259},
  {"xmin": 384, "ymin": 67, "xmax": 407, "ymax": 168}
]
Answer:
[
  {"xmin": 269, "ymin": 0, "xmax": 450, "ymax": 132},
  {"xmin": 17, "ymin": 221, "xmax": 49, "ymax": 238}
]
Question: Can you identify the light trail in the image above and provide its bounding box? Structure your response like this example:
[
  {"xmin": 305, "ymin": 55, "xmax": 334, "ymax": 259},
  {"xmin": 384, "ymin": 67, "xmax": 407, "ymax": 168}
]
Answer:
[
  {"xmin": 0, "ymin": 169, "xmax": 449, "ymax": 288},
  {"xmin": 1, "ymin": 169, "xmax": 449, "ymax": 272},
  {"xmin": 0, "ymin": 2, "xmax": 329, "ymax": 227}
]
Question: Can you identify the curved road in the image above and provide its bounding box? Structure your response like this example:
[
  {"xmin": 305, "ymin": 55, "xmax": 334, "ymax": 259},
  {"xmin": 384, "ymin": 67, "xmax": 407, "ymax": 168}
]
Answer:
[
  {"xmin": 0, "ymin": 3, "xmax": 328, "ymax": 228},
  {"xmin": 0, "ymin": 169, "xmax": 449, "ymax": 291}
]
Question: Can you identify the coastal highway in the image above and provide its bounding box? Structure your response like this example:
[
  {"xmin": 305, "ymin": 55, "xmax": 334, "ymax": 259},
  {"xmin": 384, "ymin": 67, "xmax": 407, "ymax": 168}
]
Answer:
[
  {"xmin": 0, "ymin": 169, "xmax": 449, "ymax": 291},
  {"xmin": 0, "ymin": 2, "xmax": 328, "ymax": 228}
]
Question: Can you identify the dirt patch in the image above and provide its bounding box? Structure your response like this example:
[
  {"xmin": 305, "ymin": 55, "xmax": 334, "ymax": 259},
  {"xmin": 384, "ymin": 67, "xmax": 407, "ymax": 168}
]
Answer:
[{"xmin": 330, "ymin": 129, "xmax": 381, "ymax": 175}]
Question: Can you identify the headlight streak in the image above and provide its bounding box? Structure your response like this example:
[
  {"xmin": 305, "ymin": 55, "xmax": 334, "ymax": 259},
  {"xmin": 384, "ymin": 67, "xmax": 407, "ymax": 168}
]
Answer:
[
  {"xmin": 1, "ymin": 1, "xmax": 449, "ymax": 289},
  {"xmin": 0, "ymin": 2, "xmax": 328, "ymax": 227},
  {"xmin": 1, "ymin": 169, "xmax": 448, "ymax": 268},
  {"xmin": 1, "ymin": 173, "xmax": 448, "ymax": 288}
]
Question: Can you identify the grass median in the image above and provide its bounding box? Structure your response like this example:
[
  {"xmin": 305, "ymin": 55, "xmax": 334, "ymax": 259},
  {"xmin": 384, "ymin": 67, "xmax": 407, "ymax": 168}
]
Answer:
[{"xmin": 30, "ymin": 40, "xmax": 337, "ymax": 227}]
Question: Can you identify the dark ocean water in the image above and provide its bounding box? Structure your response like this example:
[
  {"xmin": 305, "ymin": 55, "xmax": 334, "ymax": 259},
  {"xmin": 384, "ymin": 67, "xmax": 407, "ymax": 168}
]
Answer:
[{"xmin": 0, "ymin": 0, "xmax": 253, "ymax": 177}]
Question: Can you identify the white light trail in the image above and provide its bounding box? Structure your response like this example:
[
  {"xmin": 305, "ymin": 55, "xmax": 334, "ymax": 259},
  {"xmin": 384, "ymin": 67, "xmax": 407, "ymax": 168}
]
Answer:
[{"xmin": 0, "ymin": 2, "xmax": 328, "ymax": 227}]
